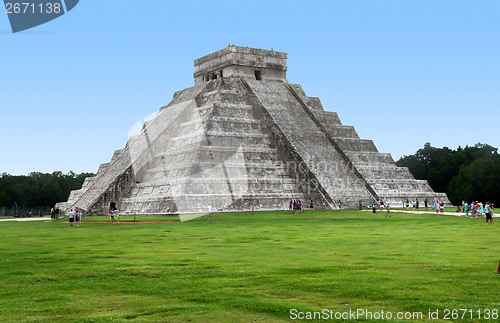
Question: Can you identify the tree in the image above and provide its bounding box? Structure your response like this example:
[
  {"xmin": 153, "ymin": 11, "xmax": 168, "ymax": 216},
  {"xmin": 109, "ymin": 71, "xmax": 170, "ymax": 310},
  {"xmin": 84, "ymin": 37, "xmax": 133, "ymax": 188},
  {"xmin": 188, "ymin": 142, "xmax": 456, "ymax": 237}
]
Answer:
[
  {"xmin": 397, "ymin": 143, "xmax": 499, "ymax": 205},
  {"xmin": 0, "ymin": 171, "xmax": 94, "ymax": 208},
  {"xmin": 448, "ymin": 156, "xmax": 500, "ymax": 204}
]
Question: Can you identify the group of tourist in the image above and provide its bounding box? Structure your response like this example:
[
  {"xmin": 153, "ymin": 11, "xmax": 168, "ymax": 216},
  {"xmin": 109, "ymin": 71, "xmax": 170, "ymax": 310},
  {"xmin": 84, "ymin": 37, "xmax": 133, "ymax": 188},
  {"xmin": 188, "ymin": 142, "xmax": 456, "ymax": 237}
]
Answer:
[
  {"xmin": 462, "ymin": 201, "xmax": 494, "ymax": 223},
  {"xmin": 68, "ymin": 209, "xmax": 82, "ymax": 226},
  {"xmin": 288, "ymin": 199, "xmax": 328, "ymax": 214},
  {"xmin": 372, "ymin": 200, "xmax": 391, "ymax": 217},
  {"xmin": 110, "ymin": 208, "xmax": 120, "ymax": 224},
  {"xmin": 403, "ymin": 198, "xmax": 430, "ymax": 212},
  {"xmin": 49, "ymin": 207, "xmax": 60, "ymax": 220},
  {"xmin": 401, "ymin": 198, "xmax": 448, "ymax": 214},
  {"xmin": 433, "ymin": 201, "xmax": 446, "ymax": 214}
]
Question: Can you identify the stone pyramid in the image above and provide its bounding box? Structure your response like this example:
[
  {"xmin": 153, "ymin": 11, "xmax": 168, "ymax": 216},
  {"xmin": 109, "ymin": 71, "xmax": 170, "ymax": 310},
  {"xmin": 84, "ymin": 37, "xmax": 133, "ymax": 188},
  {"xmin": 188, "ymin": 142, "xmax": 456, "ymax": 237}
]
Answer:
[{"xmin": 57, "ymin": 46, "xmax": 450, "ymax": 215}]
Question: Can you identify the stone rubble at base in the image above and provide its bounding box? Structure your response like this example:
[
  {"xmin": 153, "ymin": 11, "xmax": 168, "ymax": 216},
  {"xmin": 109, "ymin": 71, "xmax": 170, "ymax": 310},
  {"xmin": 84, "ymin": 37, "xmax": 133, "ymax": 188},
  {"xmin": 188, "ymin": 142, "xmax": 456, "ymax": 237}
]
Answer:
[{"xmin": 56, "ymin": 46, "xmax": 451, "ymax": 215}]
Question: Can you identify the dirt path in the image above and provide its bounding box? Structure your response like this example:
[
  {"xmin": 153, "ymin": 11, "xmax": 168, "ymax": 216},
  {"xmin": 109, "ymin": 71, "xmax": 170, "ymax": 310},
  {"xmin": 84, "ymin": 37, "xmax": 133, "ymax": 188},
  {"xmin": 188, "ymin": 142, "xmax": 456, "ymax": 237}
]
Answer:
[{"xmin": 0, "ymin": 217, "xmax": 52, "ymax": 222}]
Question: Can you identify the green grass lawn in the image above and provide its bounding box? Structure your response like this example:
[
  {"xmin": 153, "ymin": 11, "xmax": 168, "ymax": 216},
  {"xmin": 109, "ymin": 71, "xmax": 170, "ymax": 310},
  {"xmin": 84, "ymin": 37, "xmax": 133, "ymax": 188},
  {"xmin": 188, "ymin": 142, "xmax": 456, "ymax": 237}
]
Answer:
[{"xmin": 0, "ymin": 210, "xmax": 498, "ymax": 322}]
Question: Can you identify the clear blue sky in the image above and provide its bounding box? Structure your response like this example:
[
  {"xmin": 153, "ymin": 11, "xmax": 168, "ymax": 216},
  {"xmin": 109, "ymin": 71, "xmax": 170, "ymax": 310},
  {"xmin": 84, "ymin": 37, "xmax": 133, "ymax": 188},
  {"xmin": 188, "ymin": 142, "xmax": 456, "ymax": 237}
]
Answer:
[{"xmin": 1, "ymin": 0, "xmax": 499, "ymax": 175}]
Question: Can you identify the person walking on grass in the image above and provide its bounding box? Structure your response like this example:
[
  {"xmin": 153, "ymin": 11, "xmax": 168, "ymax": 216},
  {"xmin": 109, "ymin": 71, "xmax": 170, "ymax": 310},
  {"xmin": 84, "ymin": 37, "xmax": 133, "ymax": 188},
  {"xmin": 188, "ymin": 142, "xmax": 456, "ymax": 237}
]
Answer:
[
  {"xmin": 405, "ymin": 199, "xmax": 410, "ymax": 211},
  {"xmin": 309, "ymin": 199, "xmax": 314, "ymax": 213},
  {"xmin": 289, "ymin": 200, "xmax": 293, "ymax": 214},
  {"xmin": 415, "ymin": 198, "xmax": 419, "ymax": 212},
  {"xmin": 424, "ymin": 198, "xmax": 428, "ymax": 211},
  {"xmin": 485, "ymin": 202, "xmax": 493, "ymax": 224},
  {"xmin": 386, "ymin": 203, "xmax": 391, "ymax": 217},
  {"xmin": 322, "ymin": 199, "xmax": 326, "ymax": 212},
  {"xmin": 68, "ymin": 209, "xmax": 75, "ymax": 226},
  {"xmin": 338, "ymin": 199, "xmax": 342, "ymax": 210},
  {"xmin": 110, "ymin": 208, "xmax": 115, "ymax": 224},
  {"xmin": 435, "ymin": 201, "xmax": 440, "ymax": 215},
  {"xmin": 372, "ymin": 203, "xmax": 376, "ymax": 216}
]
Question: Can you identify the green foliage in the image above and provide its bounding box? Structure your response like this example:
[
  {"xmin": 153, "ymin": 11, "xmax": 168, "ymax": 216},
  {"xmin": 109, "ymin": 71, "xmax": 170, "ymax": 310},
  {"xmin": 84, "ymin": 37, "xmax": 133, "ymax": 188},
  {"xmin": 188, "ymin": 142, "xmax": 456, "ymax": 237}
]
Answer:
[
  {"xmin": 448, "ymin": 156, "xmax": 500, "ymax": 204},
  {"xmin": 0, "ymin": 210, "xmax": 498, "ymax": 322},
  {"xmin": 0, "ymin": 171, "xmax": 94, "ymax": 208},
  {"xmin": 397, "ymin": 143, "xmax": 499, "ymax": 204}
]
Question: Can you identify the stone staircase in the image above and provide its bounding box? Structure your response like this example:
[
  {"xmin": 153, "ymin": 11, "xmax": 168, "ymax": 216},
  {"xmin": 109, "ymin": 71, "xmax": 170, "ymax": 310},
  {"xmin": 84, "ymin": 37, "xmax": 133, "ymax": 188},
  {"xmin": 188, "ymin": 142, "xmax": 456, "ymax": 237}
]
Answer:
[
  {"xmin": 289, "ymin": 83, "xmax": 450, "ymax": 205},
  {"xmin": 244, "ymin": 78, "xmax": 375, "ymax": 209}
]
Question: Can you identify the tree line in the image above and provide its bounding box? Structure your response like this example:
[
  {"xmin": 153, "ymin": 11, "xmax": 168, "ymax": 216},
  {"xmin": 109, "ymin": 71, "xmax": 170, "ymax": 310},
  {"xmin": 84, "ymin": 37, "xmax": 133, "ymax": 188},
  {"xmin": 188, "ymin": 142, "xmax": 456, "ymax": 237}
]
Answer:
[
  {"xmin": 0, "ymin": 171, "xmax": 94, "ymax": 208},
  {"xmin": 396, "ymin": 143, "xmax": 500, "ymax": 205},
  {"xmin": 1, "ymin": 143, "xmax": 498, "ymax": 208}
]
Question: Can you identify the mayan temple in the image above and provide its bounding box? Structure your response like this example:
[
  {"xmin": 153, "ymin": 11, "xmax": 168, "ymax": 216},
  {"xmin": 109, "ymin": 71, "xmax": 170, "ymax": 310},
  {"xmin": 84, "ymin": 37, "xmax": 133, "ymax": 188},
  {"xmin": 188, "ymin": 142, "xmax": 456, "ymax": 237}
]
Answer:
[{"xmin": 57, "ymin": 46, "xmax": 450, "ymax": 215}]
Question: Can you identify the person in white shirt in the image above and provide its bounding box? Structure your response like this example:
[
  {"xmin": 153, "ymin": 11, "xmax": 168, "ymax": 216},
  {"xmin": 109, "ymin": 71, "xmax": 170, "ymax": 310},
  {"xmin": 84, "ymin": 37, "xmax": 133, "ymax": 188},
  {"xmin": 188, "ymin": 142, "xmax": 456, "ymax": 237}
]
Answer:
[
  {"xmin": 485, "ymin": 202, "xmax": 493, "ymax": 224},
  {"xmin": 68, "ymin": 209, "xmax": 75, "ymax": 226}
]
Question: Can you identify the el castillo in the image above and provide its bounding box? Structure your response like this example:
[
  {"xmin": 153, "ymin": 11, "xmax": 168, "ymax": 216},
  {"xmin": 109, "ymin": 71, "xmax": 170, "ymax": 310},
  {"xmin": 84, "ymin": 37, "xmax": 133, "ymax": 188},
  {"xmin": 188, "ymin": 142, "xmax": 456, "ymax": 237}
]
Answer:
[{"xmin": 56, "ymin": 46, "xmax": 450, "ymax": 215}]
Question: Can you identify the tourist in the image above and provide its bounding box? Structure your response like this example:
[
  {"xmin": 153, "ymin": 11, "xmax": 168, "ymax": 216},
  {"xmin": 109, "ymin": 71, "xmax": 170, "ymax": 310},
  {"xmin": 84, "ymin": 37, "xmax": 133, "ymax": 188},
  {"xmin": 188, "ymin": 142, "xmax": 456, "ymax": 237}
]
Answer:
[
  {"xmin": 485, "ymin": 202, "xmax": 493, "ymax": 224},
  {"xmin": 50, "ymin": 207, "xmax": 55, "ymax": 220},
  {"xmin": 464, "ymin": 202, "xmax": 469, "ymax": 217},
  {"xmin": 337, "ymin": 200, "xmax": 342, "ymax": 210},
  {"xmin": 68, "ymin": 209, "xmax": 75, "ymax": 226},
  {"xmin": 298, "ymin": 200, "xmax": 302, "ymax": 213},
  {"xmin": 358, "ymin": 198, "xmax": 362, "ymax": 211},
  {"xmin": 289, "ymin": 200, "xmax": 293, "ymax": 214},
  {"xmin": 110, "ymin": 208, "xmax": 115, "ymax": 224},
  {"xmin": 114, "ymin": 209, "xmax": 120, "ymax": 224},
  {"xmin": 208, "ymin": 205, "xmax": 212, "ymax": 219},
  {"xmin": 372, "ymin": 203, "xmax": 376, "ymax": 216},
  {"xmin": 75, "ymin": 211, "xmax": 81, "ymax": 226},
  {"xmin": 309, "ymin": 199, "xmax": 314, "ymax": 213},
  {"xmin": 322, "ymin": 199, "xmax": 326, "ymax": 212},
  {"xmin": 405, "ymin": 199, "xmax": 410, "ymax": 211},
  {"xmin": 379, "ymin": 200, "xmax": 384, "ymax": 212},
  {"xmin": 386, "ymin": 203, "xmax": 391, "ymax": 217},
  {"xmin": 415, "ymin": 198, "xmax": 419, "ymax": 212},
  {"xmin": 471, "ymin": 203, "xmax": 477, "ymax": 218},
  {"xmin": 440, "ymin": 202, "xmax": 444, "ymax": 214},
  {"xmin": 424, "ymin": 198, "xmax": 428, "ymax": 211},
  {"xmin": 435, "ymin": 201, "xmax": 440, "ymax": 215}
]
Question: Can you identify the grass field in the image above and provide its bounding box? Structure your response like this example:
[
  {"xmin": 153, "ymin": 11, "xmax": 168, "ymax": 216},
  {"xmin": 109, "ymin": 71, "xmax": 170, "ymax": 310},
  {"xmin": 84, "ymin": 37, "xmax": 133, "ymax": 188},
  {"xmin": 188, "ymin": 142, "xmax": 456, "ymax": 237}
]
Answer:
[{"xmin": 0, "ymin": 210, "xmax": 498, "ymax": 322}]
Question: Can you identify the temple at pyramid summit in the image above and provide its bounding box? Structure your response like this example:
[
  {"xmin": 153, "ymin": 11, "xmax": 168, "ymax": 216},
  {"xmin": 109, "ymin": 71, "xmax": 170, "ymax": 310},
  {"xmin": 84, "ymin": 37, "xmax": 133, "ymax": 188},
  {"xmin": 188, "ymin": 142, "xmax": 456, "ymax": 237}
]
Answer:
[{"xmin": 57, "ymin": 46, "xmax": 450, "ymax": 215}]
